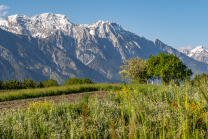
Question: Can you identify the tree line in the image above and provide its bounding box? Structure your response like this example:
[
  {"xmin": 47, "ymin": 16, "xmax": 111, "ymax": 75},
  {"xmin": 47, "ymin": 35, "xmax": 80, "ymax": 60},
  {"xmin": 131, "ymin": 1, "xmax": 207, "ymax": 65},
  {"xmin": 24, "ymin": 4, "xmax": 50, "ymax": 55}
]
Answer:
[
  {"xmin": 0, "ymin": 79, "xmax": 59, "ymax": 90},
  {"xmin": 0, "ymin": 77, "xmax": 94, "ymax": 90},
  {"xmin": 64, "ymin": 78, "xmax": 94, "ymax": 85},
  {"xmin": 191, "ymin": 73, "xmax": 208, "ymax": 86},
  {"xmin": 119, "ymin": 52, "xmax": 193, "ymax": 85}
]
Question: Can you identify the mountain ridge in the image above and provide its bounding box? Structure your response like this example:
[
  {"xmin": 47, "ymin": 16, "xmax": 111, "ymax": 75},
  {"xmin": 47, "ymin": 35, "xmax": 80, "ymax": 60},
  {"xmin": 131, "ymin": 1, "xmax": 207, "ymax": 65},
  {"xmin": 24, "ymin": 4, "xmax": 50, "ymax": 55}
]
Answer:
[
  {"xmin": 180, "ymin": 46, "xmax": 208, "ymax": 65},
  {"xmin": 0, "ymin": 13, "xmax": 208, "ymax": 83}
]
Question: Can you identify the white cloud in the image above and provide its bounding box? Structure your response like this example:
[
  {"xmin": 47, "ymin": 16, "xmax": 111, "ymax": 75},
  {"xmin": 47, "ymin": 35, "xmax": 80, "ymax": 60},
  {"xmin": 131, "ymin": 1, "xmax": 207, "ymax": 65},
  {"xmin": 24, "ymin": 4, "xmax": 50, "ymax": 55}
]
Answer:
[
  {"xmin": 0, "ymin": 11, "xmax": 8, "ymax": 16},
  {"xmin": 177, "ymin": 45, "xmax": 208, "ymax": 51},
  {"xmin": 177, "ymin": 45, "xmax": 194, "ymax": 51},
  {"xmin": 0, "ymin": 5, "xmax": 9, "ymax": 19},
  {"xmin": 0, "ymin": 5, "xmax": 9, "ymax": 11}
]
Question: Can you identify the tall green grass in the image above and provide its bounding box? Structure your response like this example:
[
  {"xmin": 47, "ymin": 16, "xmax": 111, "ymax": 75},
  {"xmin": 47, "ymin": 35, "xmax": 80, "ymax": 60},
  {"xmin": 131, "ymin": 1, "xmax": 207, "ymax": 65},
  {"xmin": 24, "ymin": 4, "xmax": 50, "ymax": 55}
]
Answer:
[
  {"xmin": 0, "ymin": 84, "xmax": 159, "ymax": 102},
  {"xmin": 0, "ymin": 84, "xmax": 123, "ymax": 102},
  {"xmin": 0, "ymin": 81, "xmax": 207, "ymax": 138}
]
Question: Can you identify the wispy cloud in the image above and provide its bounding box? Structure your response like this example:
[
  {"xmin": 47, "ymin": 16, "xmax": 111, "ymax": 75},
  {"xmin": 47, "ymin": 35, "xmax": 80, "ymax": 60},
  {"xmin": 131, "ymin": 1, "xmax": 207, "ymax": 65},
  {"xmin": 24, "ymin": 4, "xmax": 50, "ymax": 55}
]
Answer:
[
  {"xmin": 0, "ymin": 5, "xmax": 9, "ymax": 20},
  {"xmin": 177, "ymin": 45, "xmax": 194, "ymax": 51},
  {"xmin": 0, "ymin": 5, "xmax": 9, "ymax": 11},
  {"xmin": 0, "ymin": 11, "xmax": 8, "ymax": 16},
  {"xmin": 177, "ymin": 45, "xmax": 208, "ymax": 51}
]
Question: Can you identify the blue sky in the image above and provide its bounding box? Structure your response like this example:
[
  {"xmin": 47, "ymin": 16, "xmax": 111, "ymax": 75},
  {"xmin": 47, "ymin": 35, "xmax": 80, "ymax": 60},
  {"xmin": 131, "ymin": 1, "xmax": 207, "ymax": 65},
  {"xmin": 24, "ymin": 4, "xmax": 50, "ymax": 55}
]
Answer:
[{"xmin": 0, "ymin": 0, "xmax": 208, "ymax": 50}]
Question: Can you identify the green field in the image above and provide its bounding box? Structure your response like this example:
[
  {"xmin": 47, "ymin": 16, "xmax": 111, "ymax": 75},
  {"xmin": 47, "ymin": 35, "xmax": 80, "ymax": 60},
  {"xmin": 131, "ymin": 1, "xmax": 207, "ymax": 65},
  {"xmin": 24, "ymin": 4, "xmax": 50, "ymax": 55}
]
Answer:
[
  {"xmin": 0, "ymin": 84, "xmax": 123, "ymax": 102},
  {"xmin": 0, "ymin": 82, "xmax": 208, "ymax": 138}
]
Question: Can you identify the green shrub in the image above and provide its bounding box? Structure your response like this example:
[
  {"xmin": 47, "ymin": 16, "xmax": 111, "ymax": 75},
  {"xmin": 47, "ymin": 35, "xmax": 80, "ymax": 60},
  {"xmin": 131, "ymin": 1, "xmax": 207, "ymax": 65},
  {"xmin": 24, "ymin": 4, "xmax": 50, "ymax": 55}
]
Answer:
[
  {"xmin": 37, "ymin": 81, "xmax": 44, "ymax": 88},
  {"xmin": 64, "ymin": 78, "xmax": 94, "ymax": 85},
  {"xmin": 27, "ymin": 79, "xmax": 36, "ymax": 88},
  {"xmin": 43, "ymin": 79, "xmax": 59, "ymax": 87}
]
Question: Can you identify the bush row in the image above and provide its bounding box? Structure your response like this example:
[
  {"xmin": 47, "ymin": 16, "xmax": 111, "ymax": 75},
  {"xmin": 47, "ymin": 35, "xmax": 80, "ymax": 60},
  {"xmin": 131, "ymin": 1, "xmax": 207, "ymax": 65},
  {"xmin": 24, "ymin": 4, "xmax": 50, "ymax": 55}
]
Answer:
[
  {"xmin": 0, "ymin": 79, "xmax": 58, "ymax": 90},
  {"xmin": 64, "ymin": 78, "xmax": 94, "ymax": 85},
  {"xmin": 0, "ymin": 78, "xmax": 94, "ymax": 90}
]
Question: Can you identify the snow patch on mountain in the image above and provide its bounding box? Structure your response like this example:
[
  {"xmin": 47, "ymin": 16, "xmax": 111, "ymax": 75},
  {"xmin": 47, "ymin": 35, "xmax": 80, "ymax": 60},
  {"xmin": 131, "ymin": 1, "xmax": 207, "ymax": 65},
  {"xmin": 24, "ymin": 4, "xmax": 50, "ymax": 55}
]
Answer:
[
  {"xmin": 0, "ymin": 13, "xmax": 73, "ymax": 38},
  {"xmin": 89, "ymin": 30, "xmax": 95, "ymax": 35},
  {"xmin": 180, "ymin": 46, "xmax": 208, "ymax": 64},
  {"xmin": 189, "ymin": 46, "xmax": 203, "ymax": 53},
  {"xmin": 188, "ymin": 46, "xmax": 206, "ymax": 57}
]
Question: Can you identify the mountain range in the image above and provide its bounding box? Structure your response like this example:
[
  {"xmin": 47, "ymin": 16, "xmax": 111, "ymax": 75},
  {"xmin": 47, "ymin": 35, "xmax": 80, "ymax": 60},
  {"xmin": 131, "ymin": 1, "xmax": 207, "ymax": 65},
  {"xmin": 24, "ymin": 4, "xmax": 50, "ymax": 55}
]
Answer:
[
  {"xmin": 179, "ymin": 46, "xmax": 208, "ymax": 65},
  {"xmin": 0, "ymin": 13, "xmax": 208, "ymax": 84}
]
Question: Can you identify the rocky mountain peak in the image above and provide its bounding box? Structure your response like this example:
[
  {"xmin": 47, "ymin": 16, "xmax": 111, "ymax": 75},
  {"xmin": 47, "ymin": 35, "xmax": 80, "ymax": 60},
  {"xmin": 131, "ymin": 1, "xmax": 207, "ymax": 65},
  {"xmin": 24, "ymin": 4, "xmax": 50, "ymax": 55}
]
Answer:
[
  {"xmin": 189, "ymin": 46, "xmax": 204, "ymax": 52},
  {"xmin": 179, "ymin": 46, "xmax": 208, "ymax": 64},
  {"xmin": 0, "ymin": 13, "xmax": 74, "ymax": 38},
  {"xmin": 82, "ymin": 20, "xmax": 122, "ymax": 30},
  {"xmin": 154, "ymin": 39, "xmax": 165, "ymax": 45},
  {"xmin": 5, "ymin": 14, "xmax": 29, "ymax": 22},
  {"xmin": 181, "ymin": 49, "xmax": 190, "ymax": 55},
  {"xmin": 32, "ymin": 13, "xmax": 73, "ymax": 25},
  {"xmin": 188, "ymin": 46, "xmax": 207, "ymax": 57}
]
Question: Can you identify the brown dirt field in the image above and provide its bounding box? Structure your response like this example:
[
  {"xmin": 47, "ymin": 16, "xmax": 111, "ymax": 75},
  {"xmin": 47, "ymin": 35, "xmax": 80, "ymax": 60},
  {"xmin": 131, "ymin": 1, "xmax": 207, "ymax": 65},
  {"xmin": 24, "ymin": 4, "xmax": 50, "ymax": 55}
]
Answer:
[{"xmin": 0, "ymin": 90, "xmax": 111, "ymax": 111}]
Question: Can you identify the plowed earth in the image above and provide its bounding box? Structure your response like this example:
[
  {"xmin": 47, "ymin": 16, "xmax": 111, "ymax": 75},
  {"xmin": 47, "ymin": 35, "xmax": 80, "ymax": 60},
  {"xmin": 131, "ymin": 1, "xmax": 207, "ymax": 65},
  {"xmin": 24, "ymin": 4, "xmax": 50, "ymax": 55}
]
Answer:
[{"xmin": 0, "ymin": 90, "xmax": 110, "ymax": 111}]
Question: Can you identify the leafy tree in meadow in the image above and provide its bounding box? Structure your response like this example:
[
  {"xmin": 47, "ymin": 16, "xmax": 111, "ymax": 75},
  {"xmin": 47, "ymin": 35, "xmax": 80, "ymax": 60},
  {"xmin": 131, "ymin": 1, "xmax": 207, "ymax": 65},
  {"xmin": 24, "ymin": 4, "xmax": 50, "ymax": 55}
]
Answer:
[
  {"xmin": 65, "ymin": 78, "xmax": 78, "ymax": 85},
  {"xmin": 146, "ymin": 52, "xmax": 193, "ymax": 84},
  {"xmin": 82, "ymin": 78, "xmax": 93, "ymax": 84},
  {"xmin": 27, "ymin": 79, "xmax": 36, "ymax": 88},
  {"xmin": 118, "ymin": 57, "xmax": 152, "ymax": 84}
]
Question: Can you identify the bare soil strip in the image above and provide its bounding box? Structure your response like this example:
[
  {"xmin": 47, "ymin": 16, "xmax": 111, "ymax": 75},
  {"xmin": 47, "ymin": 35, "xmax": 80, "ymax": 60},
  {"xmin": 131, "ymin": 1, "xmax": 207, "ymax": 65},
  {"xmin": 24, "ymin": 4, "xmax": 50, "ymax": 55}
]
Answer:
[{"xmin": 0, "ymin": 90, "xmax": 110, "ymax": 111}]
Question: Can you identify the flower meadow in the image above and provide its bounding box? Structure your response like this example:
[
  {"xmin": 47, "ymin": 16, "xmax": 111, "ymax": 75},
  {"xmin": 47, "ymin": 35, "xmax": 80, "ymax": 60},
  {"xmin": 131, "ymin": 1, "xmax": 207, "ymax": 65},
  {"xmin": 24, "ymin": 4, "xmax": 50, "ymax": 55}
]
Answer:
[{"xmin": 0, "ymin": 81, "xmax": 208, "ymax": 138}]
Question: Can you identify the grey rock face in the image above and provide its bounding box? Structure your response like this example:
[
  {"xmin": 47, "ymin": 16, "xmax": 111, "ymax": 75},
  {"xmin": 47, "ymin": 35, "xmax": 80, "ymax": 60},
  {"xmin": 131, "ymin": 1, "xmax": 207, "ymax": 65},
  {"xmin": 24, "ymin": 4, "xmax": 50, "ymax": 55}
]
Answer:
[
  {"xmin": 0, "ymin": 28, "xmax": 111, "ymax": 84},
  {"xmin": 181, "ymin": 49, "xmax": 190, "ymax": 55}
]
